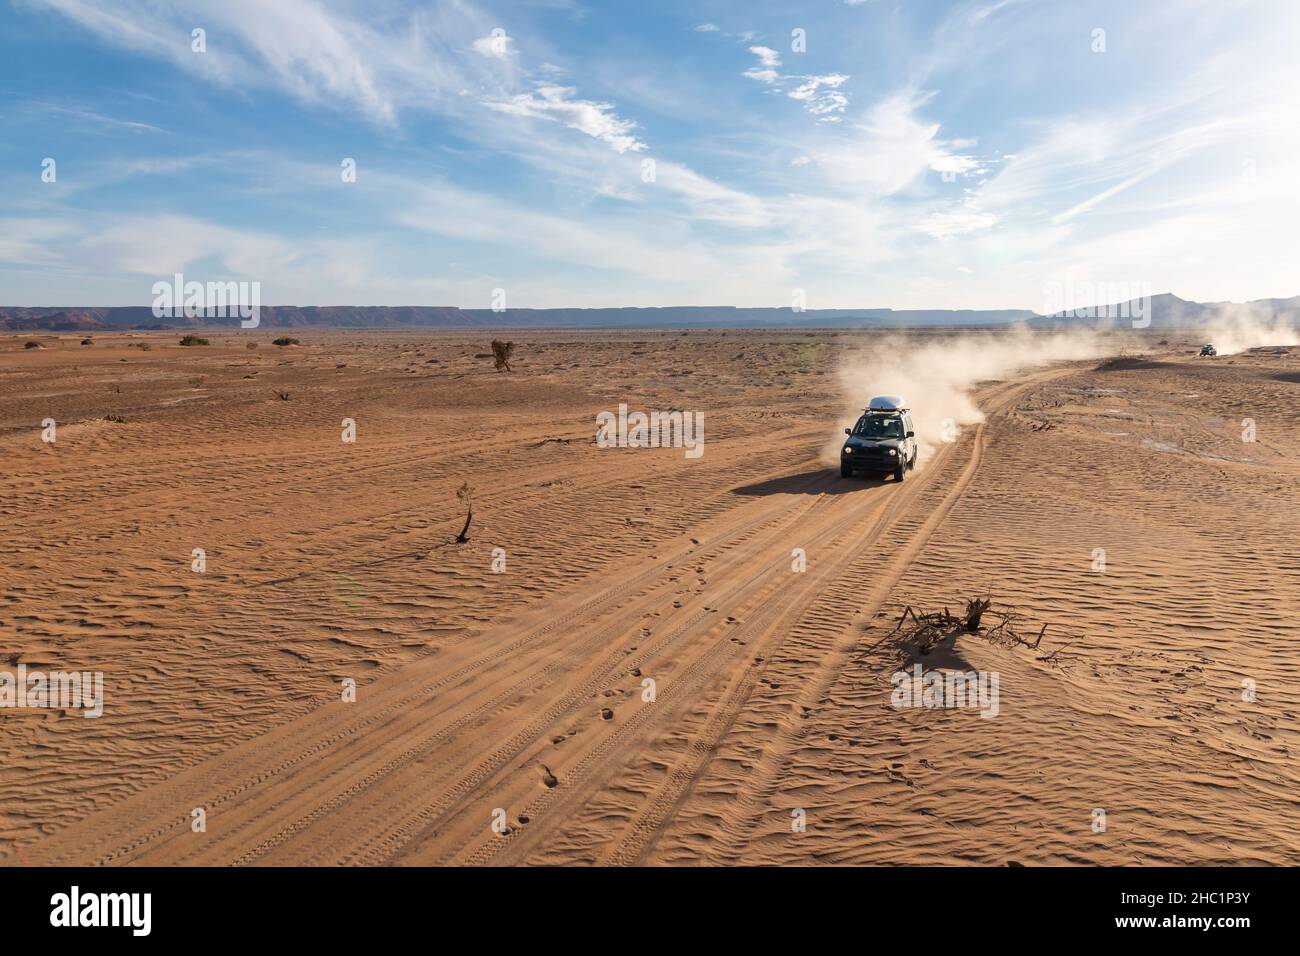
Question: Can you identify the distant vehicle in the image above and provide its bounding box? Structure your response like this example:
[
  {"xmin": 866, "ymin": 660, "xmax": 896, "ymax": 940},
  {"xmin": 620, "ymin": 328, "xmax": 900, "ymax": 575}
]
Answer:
[
  {"xmin": 841, "ymin": 396, "xmax": 918, "ymax": 481},
  {"xmin": 1199, "ymin": 344, "xmax": 1217, "ymax": 357}
]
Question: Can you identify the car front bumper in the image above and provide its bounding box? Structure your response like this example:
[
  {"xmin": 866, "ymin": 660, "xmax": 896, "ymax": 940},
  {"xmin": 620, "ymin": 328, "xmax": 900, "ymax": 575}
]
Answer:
[{"xmin": 842, "ymin": 453, "xmax": 899, "ymax": 471}]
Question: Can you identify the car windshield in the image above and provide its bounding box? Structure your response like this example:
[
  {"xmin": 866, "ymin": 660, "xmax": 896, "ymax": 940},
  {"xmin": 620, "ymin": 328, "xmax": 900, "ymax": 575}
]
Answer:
[{"xmin": 853, "ymin": 415, "xmax": 903, "ymax": 439}]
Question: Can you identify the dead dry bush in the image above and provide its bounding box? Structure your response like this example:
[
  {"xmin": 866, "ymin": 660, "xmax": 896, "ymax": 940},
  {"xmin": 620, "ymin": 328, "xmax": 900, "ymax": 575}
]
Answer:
[
  {"xmin": 491, "ymin": 339, "xmax": 515, "ymax": 372},
  {"xmin": 888, "ymin": 596, "xmax": 1077, "ymax": 661}
]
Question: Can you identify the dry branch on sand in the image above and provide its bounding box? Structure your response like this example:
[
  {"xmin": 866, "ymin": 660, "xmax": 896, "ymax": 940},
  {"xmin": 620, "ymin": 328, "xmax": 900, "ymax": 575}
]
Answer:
[
  {"xmin": 889, "ymin": 596, "xmax": 1063, "ymax": 658},
  {"xmin": 455, "ymin": 481, "xmax": 474, "ymax": 543}
]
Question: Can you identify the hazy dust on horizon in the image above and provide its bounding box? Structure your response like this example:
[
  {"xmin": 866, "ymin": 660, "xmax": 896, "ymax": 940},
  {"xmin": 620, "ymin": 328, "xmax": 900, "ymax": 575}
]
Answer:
[
  {"xmin": 829, "ymin": 328, "xmax": 1109, "ymax": 468},
  {"xmin": 830, "ymin": 306, "xmax": 1299, "ymax": 470}
]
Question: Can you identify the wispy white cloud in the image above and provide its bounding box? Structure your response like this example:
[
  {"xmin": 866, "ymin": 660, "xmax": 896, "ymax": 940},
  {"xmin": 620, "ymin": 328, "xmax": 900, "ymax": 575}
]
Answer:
[
  {"xmin": 25, "ymin": 0, "xmax": 509, "ymax": 126},
  {"xmin": 1050, "ymin": 166, "xmax": 1165, "ymax": 225},
  {"xmin": 742, "ymin": 45, "xmax": 782, "ymax": 83},
  {"xmin": 807, "ymin": 90, "xmax": 984, "ymax": 194},
  {"xmin": 25, "ymin": 101, "xmax": 164, "ymax": 133},
  {"xmin": 471, "ymin": 29, "xmax": 514, "ymax": 58},
  {"xmin": 740, "ymin": 45, "xmax": 850, "ymax": 119},
  {"xmin": 485, "ymin": 84, "xmax": 647, "ymax": 153},
  {"xmin": 788, "ymin": 74, "xmax": 850, "ymax": 120},
  {"xmin": 0, "ymin": 211, "xmax": 297, "ymax": 277},
  {"xmin": 915, "ymin": 204, "xmax": 998, "ymax": 240}
]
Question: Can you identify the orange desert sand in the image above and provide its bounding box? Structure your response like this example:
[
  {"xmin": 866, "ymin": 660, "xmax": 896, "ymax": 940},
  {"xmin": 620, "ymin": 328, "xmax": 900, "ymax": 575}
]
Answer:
[{"xmin": 1, "ymin": 328, "xmax": 1297, "ymax": 866}]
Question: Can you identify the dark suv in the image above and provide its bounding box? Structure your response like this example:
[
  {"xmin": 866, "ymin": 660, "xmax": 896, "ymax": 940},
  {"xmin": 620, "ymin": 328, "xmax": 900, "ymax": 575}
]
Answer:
[{"xmin": 840, "ymin": 396, "xmax": 918, "ymax": 481}]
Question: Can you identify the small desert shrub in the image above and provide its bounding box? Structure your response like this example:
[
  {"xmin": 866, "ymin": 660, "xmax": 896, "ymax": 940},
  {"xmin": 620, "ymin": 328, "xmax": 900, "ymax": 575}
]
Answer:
[
  {"xmin": 103, "ymin": 413, "xmax": 127, "ymax": 423},
  {"xmin": 491, "ymin": 339, "xmax": 515, "ymax": 372},
  {"xmin": 24, "ymin": 341, "xmax": 40, "ymax": 349},
  {"xmin": 138, "ymin": 343, "xmax": 153, "ymax": 351},
  {"xmin": 274, "ymin": 390, "xmax": 291, "ymax": 400},
  {"xmin": 246, "ymin": 341, "xmax": 258, "ymax": 349},
  {"xmin": 179, "ymin": 334, "xmax": 209, "ymax": 346},
  {"xmin": 272, "ymin": 336, "xmax": 299, "ymax": 347},
  {"xmin": 81, "ymin": 338, "xmax": 93, "ymax": 346}
]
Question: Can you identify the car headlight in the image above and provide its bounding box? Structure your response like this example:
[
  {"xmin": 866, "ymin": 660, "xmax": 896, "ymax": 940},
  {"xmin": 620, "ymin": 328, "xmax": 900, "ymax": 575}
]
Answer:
[
  {"xmin": 843, "ymin": 446, "xmax": 852, "ymax": 454},
  {"xmin": 889, "ymin": 449, "xmax": 897, "ymax": 456}
]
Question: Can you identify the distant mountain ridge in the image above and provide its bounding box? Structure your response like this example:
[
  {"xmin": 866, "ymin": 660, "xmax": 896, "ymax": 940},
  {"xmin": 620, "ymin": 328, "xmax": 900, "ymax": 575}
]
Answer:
[
  {"xmin": 0, "ymin": 304, "xmax": 1033, "ymax": 332},
  {"xmin": 1028, "ymin": 292, "xmax": 1300, "ymax": 329},
  {"xmin": 2, "ymin": 294, "xmax": 1297, "ymax": 331}
]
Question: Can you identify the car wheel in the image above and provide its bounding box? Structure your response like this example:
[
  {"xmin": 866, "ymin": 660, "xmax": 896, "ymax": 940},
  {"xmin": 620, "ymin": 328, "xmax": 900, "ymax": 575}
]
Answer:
[
  {"xmin": 840, "ymin": 464, "xmax": 852, "ymax": 478},
  {"xmin": 894, "ymin": 461, "xmax": 906, "ymax": 482}
]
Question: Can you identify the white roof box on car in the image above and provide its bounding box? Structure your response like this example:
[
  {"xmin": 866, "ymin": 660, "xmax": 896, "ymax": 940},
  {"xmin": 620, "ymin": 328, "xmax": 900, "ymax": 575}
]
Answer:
[{"xmin": 867, "ymin": 395, "xmax": 907, "ymax": 412}]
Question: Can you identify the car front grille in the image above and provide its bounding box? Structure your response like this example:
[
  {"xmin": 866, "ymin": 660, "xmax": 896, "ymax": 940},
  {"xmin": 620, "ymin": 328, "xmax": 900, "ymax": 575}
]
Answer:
[{"xmin": 845, "ymin": 450, "xmax": 897, "ymax": 465}]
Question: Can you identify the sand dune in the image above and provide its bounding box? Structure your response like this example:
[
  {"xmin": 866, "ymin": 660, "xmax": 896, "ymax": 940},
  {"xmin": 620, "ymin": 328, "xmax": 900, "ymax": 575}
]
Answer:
[{"xmin": 1, "ymin": 329, "xmax": 1296, "ymax": 865}]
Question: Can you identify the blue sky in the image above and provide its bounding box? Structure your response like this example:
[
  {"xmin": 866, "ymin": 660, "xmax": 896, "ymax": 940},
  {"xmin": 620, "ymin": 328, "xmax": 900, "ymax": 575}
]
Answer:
[{"xmin": 2, "ymin": 0, "xmax": 1298, "ymax": 309}]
